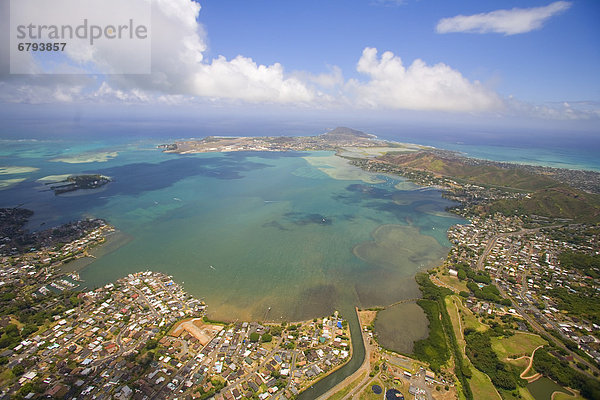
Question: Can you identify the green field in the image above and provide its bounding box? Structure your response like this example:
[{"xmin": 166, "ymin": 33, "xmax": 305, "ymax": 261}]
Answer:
[
  {"xmin": 454, "ymin": 297, "xmax": 488, "ymax": 333},
  {"xmin": 445, "ymin": 297, "xmax": 500, "ymax": 400},
  {"xmin": 491, "ymin": 332, "xmax": 547, "ymax": 360},
  {"xmin": 446, "ymin": 296, "xmax": 465, "ymax": 342},
  {"xmin": 438, "ymin": 274, "xmax": 469, "ymax": 293},
  {"xmin": 469, "ymin": 368, "xmax": 501, "ymax": 400},
  {"xmin": 553, "ymin": 391, "xmax": 583, "ymax": 400}
]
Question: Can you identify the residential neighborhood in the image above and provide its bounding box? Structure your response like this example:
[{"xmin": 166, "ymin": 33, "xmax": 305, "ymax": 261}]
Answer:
[
  {"xmin": 444, "ymin": 215, "xmax": 600, "ymax": 370},
  {"xmin": 0, "ymin": 218, "xmax": 354, "ymax": 400}
]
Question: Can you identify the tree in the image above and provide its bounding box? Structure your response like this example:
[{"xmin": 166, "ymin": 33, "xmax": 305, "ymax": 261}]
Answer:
[
  {"xmin": 261, "ymin": 333, "xmax": 272, "ymax": 343},
  {"xmin": 12, "ymin": 364, "xmax": 24, "ymax": 376},
  {"xmin": 249, "ymin": 332, "xmax": 260, "ymax": 342}
]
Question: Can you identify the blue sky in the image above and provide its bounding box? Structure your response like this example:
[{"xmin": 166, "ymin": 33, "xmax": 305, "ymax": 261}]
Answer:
[
  {"xmin": 1, "ymin": 0, "xmax": 599, "ymax": 136},
  {"xmin": 200, "ymin": 0, "xmax": 599, "ymax": 102}
]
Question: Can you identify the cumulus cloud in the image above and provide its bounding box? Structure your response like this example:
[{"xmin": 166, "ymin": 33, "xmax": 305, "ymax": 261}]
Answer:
[
  {"xmin": 348, "ymin": 47, "xmax": 503, "ymax": 112},
  {"xmin": 105, "ymin": 0, "xmax": 318, "ymax": 103},
  {"xmin": 2, "ymin": 0, "xmax": 317, "ymax": 104},
  {"xmin": 436, "ymin": 1, "xmax": 572, "ymax": 35},
  {"xmin": 190, "ymin": 56, "xmax": 316, "ymax": 103},
  {"xmin": 2, "ymin": 0, "xmax": 595, "ymax": 119}
]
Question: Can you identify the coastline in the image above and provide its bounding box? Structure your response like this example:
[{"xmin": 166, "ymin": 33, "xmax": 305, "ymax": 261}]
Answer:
[{"xmin": 57, "ymin": 229, "xmax": 133, "ymax": 274}]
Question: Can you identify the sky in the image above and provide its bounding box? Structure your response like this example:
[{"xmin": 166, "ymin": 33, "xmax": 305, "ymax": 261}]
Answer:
[{"xmin": 1, "ymin": 0, "xmax": 599, "ymax": 139}]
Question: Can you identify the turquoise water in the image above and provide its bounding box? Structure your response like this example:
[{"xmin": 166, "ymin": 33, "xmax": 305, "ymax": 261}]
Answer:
[
  {"xmin": 435, "ymin": 142, "xmax": 600, "ymax": 172},
  {"xmin": 378, "ymin": 133, "xmax": 600, "ymax": 172},
  {"xmin": 0, "ymin": 139, "xmax": 464, "ymax": 321}
]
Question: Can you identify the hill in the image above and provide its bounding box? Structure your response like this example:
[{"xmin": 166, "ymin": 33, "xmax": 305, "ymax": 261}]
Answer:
[
  {"xmin": 377, "ymin": 151, "xmax": 600, "ymax": 223},
  {"xmin": 487, "ymin": 186, "xmax": 600, "ymax": 223},
  {"xmin": 320, "ymin": 126, "xmax": 375, "ymax": 141},
  {"xmin": 380, "ymin": 151, "xmax": 559, "ymax": 192}
]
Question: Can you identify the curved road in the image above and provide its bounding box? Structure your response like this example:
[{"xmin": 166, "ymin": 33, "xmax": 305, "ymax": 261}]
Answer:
[{"xmin": 475, "ymin": 226, "xmax": 600, "ymax": 377}]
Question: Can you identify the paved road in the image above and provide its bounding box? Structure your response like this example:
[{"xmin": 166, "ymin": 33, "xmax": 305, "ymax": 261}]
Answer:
[
  {"xmin": 475, "ymin": 227, "xmax": 600, "ymax": 377},
  {"xmin": 475, "ymin": 227, "xmax": 548, "ymax": 271},
  {"xmin": 496, "ymin": 283, "xmax": 600, "ymax": 377}
]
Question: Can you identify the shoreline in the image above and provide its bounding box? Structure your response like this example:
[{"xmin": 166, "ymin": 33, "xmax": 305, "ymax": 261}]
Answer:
[{"xmin": 57, "ymin": 229, "xmax": 133, "ymax": 274}]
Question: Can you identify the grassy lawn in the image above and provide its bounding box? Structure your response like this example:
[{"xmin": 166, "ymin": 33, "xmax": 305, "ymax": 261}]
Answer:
[
  {"xmin": 358, "ymin": 379, "xmax": 384, "ymax": 400},
  {"xmin": 505, "ymin": 356, "xmax": 529, "ymax": 371},
  {"xmin": 446, "ymin": 296, "xmax": 499, "ymax": 400},
  {"xmin": 518, "ymin": 387, "xmax": 537, "ymax": 400},
  {"xmin": 491, "ymin": 332, "xmax": 547, "ymax": 360},
  {"xmin": 453, "ymin": 297, "xmax": 488, "ymax": 333},
  {"xmin": 469, "ymin": 368, "xmax": 501, "ymax": 400},
  {"xmin": 446, "ymin": 296, "xmax": 464, "ymax": 342},
  {"xmin": 438, "ymin": 274, "xmax": 469, "ymax": 293},
  {"xmin": 0, "ymin": 368, "xmax": 14, "ymax": 389},
  {"xmin": 498, "ymin": 387, "xmax": 536, "ymax": 400},
  {"xmin": 326, "ymin": 372, "xmax": 367, "ymax": 400},
  {"xmin": 553, "ymin": 391, "xmax": 585, "ymax": 400}
]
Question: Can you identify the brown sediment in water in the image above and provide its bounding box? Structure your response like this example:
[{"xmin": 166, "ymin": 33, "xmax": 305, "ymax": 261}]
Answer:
[
  {"xmin": 352, "ymin": 224, "xmax": 448, "ymax": 354},
  {"xmin": 374, "ymin": 302, "xmax": 429, "ymax": 354},
  {"xmin": 353, "ymin": 224, "xmax": 446, "ymax": 272}
]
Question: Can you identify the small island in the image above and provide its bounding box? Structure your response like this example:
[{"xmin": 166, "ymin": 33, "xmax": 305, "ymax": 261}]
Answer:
[{"xmin": 48, "ymin": 174, "xmax": 111, "ymax": 195}]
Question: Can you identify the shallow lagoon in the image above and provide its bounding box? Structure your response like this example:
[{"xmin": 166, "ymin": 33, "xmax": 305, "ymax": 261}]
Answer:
[{"xmin": 1, "ymin": 141, "xmax": 465, "ymax": 322}]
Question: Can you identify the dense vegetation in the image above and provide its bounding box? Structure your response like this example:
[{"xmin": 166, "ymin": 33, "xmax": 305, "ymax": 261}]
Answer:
[
  {"xmin": 544, "ymin": 225, "xmax": 600, "ymax": 246},
  {"xmin": 464, "ymin": 329, "xmax": 523, "ymax": 390},
  {"xmin": 453, "ymin": 263, "xmax": 511, "ymax": 306},
  {"xmin": 413, "ymin": 299, "xmax": 448, "ymax": 371},
  {"xmin": 488, "ymin": 187, "xmax": 600, "ymax": 223},
  {"xmin": 545, "ymin": 287, "xmax": 600, "ymax": 326},
  {"xmin": 559, "ymin": 251, "xmax": 600, "ymax": 279},
  {"xmin": 414, "ymin": 273, "xmax": 473, "ymax": 400},
  {"xmin": 533, "ymin": 348, "xmax": 600, "ymax": 399}
]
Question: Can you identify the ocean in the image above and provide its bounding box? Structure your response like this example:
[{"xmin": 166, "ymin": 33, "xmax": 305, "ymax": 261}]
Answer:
[{"xmin": 0, "ymin": 137, "xmax": 464, "ymax": 329}]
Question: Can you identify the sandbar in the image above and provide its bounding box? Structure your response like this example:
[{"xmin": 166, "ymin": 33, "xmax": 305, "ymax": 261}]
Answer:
[
  {"xmin": 303, "ymin": 154, "xmax": 384, "ymax": 184},
  {"xmin": 0, "ymin": 178, "xmax": 26, "ymax": 190},
  {"xmin": 37, "ymin": 174, "xmax": 72, "ymax": 183},
  {"xmin": 50, "ymin": 151, "xmax": 118, "ymax": 164},
  {"xmin": 0, "ymin": 166, "xmax": 39, "ymax": 175}
]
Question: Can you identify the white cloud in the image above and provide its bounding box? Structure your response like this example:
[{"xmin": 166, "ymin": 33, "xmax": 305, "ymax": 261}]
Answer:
[
  {"xmin": 190, "ymin": 56, "xmax": 316, "ymax": 103},
  {"xmin": 2, "ymin": 0, "xmax": 596, "ymax": 119},
  {"xmin": 436, "ymin": 1, "xmax": 572, "ymax": 35},
  {"xmin": 506, "ymin": 98, "xmax": 600, "ymax": 120},
  {"xmin": 348, "ymin": 47, "xmax": 503, "ymax": 112}
]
